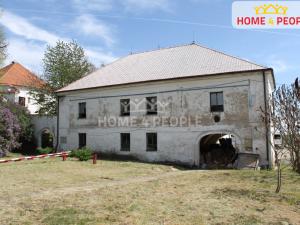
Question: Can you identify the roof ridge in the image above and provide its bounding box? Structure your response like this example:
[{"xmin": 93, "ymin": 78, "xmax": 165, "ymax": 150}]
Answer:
[
  {"xmin": 193, "ymin": 43, "xmax": 267, "ymax": 69},
  {"xmin": 128, "ymin": 42, "xmax": 194, "ymax": 56},
  {"xmin": 125, "ymin": 43, "xmax": 266, "ymax": 69},
  {"xmin": 0, "ymin": 62, "xmax": 45, "ymax": 88},
  {"xmin": 14, "ymin": 62, "xmax": 45, "ymax": 82}
]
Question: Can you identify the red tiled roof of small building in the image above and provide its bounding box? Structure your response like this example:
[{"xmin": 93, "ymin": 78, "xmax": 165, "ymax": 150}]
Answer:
[{"xmin": 0, "ymin": 62, "xmax": 45, "ymax": 88}]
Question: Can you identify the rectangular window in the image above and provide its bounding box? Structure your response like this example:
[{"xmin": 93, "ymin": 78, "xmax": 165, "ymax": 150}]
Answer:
[
  {"xmin": 146, "ymin": 133, "xmax": 157, "ymax": 151},
  {"xmin": 120, "ymin": 133, "xmax": 130, "ymax": 151},
  {"xmin": 78, "ymin": 133, "xmax": 86, "ymax": 149},
  {"xmin": 244, "ymin": 138, "xmax": 253, "ymax": 151},
  {"xmin": 210, "ymin": 92, "xmax": 224, "ymax": 112},
  {"xmin": 78, "ymin": 102, "xmax": 86, "ymax": 119},
  {"xmin": 146, "ymin": 96, "xmax": 157, "ymax": 115},
  {"xmin": 120, "ymin": 99, "xmax": 130, "ymax": 116},
  {"xmin": 60, "ymin": 136, "xmax": 67, "ymax": 144},
  {"xmin": 18, "ymin": 97, "xmax": 25, "ymax": 106},
  {"xmin": 274, "ymin": 134, "xmax": 281, "ymax": 140}
]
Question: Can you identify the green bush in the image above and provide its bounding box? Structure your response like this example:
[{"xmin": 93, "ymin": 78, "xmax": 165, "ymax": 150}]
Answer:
[
  {"xmin": 68, "ymin": 149, "xmax": 76, "ymax": 158},
  {"xmin": 70, "ymin": 147, "xmax": 92, "ymax": 161},
  {"xmin": 36, "ymin": 147, "xmax": 53, "ymax": 155},
  {"xmin": 0, "ymin": 100, "xmax": 33, "ymax": 156}
]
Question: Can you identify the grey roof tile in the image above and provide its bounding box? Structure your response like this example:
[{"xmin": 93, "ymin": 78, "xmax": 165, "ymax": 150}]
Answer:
[{"xmin": 57, "ymin": 44, "xmax": 267, "ymax": 92}]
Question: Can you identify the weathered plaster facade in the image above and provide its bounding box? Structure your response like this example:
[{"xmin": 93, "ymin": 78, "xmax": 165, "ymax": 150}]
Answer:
[{"xmin": 57, "ymin": 70, "xmax": 275, "ymax": 167}]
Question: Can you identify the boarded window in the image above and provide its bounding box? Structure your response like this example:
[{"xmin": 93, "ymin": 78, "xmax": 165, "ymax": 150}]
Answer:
[
  {"xmin": 60, "ymin": 136, "xmax": 67, "ymax": 144},
  {"xmin": 78, "ymin": 102, "xmax": 86, "ymax": 119},
  {"xmin": 146, "ymin": 96, "xmax": 157, "ymax": 115},
  {"xmin": 244, "ymin": 138, "xmax": 253, "ymax": 151},
  {"xmin": 18, "ymin": 97, "xmax": 25, "ymax": 106},
  {"xmin": 120, "ymin": 99, "xmax": 130, "ymax": 116},
  {"xmin": 210, "ymin": 92, "xmax": 224, "ymax": 112},
  {"xmin": 120, "ymin": 133, "xmax": 130, "ymax": 151},
  {"xmin": 146, "ymin": 133, "xmax": 157, "ymax": 151},
  {"xmin": 78, "ymin": 133, "xmax": 86, "ymax": 148}
]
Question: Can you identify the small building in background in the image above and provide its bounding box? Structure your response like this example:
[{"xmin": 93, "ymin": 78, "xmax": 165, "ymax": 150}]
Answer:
[{"xmin": 0, "ymin": 61, "xmax": 45, "ymax": 114}]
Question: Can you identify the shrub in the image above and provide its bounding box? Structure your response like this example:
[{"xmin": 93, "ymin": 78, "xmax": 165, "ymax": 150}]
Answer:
[
  {"xmin": 0, "ymin": 106, "xmax": 21, "ymax": 157},
  {"xmin": 70, "ymin": 147, "xmax": 92, "ymax": 161},
  {"xmin": 36, "ymin": 147, "xmax": 53, "ymax": 155},
  {"xmin": 68, "ymin": 149, "xmax": 76, "ymax": 158},
  {"xmin": 6, "ymin": 101, "xmax": 33, "ymax": 142},
  {"xmin": 0, "ymin": 100, "xmax": 33, "ymax": 157}
]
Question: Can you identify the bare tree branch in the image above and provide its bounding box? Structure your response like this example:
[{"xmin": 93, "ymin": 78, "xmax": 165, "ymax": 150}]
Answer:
[{"xmin": 261, "ymin": 82, "xmax": 300, "ymax": 174}]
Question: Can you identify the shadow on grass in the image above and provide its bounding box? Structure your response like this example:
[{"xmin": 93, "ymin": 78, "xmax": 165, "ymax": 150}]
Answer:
[
  {"xmin": 95, "ymin": 152, "xmax": 190, "ymax": 171},
  {"xmin": 212, "ymin": 187, "xmax": 300, "ymax": 206}
]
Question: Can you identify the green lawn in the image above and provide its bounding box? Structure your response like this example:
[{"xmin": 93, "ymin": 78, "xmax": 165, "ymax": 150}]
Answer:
[{"xmin": 0, "ymin": 157, "xmax": 299, "ymax": 225}]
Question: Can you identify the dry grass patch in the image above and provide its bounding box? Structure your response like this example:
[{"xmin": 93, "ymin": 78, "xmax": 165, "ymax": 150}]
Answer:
[{"xmin": 0, "ymin": 158, "xmax": 299, "ymax": 225}]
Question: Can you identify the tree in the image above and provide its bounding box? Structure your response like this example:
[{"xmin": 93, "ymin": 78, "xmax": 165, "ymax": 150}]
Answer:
[
  {"xmin": 296, "ymin": 78, "xmax": 300, "ymax": 100},
  {"xmin": 31, "ymin": 40, "xmax": 94, "ymax": 115},
  {"xmin": 261, "ymin": 81, "xmax": 300, "ymax": 175},
  {"xmin": 0, "ymin": 25, "xmax": 7, "ymax": 65}
]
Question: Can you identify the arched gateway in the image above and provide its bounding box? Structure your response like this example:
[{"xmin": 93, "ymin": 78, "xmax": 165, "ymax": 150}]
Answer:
[{"xmin": 197, "ymin": 131, "xmax": 242, "ymax": 169}]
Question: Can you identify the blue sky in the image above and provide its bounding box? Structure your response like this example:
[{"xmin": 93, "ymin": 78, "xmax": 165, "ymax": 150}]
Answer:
[{"xmin": 1, "ymin": 0, "xmax": 299, "ymax": 85}]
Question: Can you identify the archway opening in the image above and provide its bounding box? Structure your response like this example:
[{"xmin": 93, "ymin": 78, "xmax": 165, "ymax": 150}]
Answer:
[
  {"xmin": 200, "ymin": 133, "xmax": 238, "ymax": 169},
  {"xmin": 41, "ymin": 129, "xmax": 54, "ymax": 149}
]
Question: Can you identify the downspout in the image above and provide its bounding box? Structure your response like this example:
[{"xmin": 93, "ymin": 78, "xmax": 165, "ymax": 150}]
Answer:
[
  {"xmin": 55, "ymin": 96, "xmax": 60, "ymax": 152},
  {"xmin": 262, "ymin": 71, "xmax": 270, "ymax": 167}
]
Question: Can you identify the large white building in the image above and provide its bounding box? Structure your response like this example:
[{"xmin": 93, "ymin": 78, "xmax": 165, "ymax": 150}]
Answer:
[{"xmin": 56, "ymin": 44, "xmax": 275, "ymax": 168}]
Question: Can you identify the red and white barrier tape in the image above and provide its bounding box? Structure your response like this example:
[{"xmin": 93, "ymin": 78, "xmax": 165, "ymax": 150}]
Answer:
[{"xmin": 0, "ymin": 151, "xmax": 70, "ymax": 164}]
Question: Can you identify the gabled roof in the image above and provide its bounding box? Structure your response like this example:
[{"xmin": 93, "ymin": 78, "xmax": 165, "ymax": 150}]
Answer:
[
  {"xmin": 0, "ymin": 62, "xmax": 45, "ymax": 88},
  {"xmin": 57, "ymin": 43, "xmax": 269, "ymax": 93}
]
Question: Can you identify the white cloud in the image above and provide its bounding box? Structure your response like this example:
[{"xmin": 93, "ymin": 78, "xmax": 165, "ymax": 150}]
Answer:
[
  {"xmin": 5, "ymin": 38, "xmax": 46, "ymax": 75},
  {"xmin": 122, "ymin": 0, "xmax": 171, "ymax": 12},
  {"xmin": 71, "ymin": 0, "xmax": 172, "ymax": 13},
  {"xmin": 85, "ymin": 47, "xmax": 117, "ymax": 67},
  {"xmin": 0, "ymin": 11, "xmax": 63, "ymax": 45},
  {"xmin": 5, "ymin": 39, "xmax": 117, "ymax": 73},
  {"xmin": 1, "ymin": 10, "xmax": 117, "ymax": 72},
  {"xmin": 72, "ymin": 0, "xmax": 113, "ymax": 12},
  {"xmin": 74, "ymin": 14, "xmax": 115, "ymax": 46},
  {"xmin": 271, "ymin": 60, "xmax": 288, "ymax": 73},
  {"xmin": 188, "ymin": 0, "xmax": 222, "ymax": 3},
  {"xmin": 267, "ymin": 55, "xmax": 288, "ymax": 73}
]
